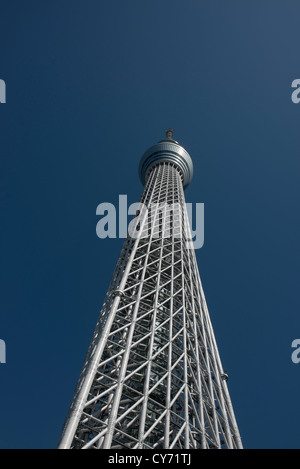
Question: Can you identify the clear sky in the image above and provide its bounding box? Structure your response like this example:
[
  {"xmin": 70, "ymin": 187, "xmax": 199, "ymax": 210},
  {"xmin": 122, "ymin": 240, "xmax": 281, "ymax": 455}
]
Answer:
[{"xmin": 1, "ymin": 0, "xmax": 300, "ymax": 449}]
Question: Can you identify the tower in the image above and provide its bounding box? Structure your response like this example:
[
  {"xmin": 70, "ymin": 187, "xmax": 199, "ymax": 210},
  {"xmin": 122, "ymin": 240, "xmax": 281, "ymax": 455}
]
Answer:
[{"xmin": 58, "ymin": 131, "xmax": 243, "ymax": 449}]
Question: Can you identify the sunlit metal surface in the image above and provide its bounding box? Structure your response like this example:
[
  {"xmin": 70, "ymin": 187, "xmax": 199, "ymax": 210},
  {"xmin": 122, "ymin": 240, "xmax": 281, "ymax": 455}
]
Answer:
[{"xmin": 58, "ymin": 133, "xmax": 242, "ymax": 450}]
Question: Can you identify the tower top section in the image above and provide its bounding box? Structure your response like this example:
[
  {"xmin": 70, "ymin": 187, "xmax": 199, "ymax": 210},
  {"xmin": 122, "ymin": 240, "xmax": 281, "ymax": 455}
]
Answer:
[{"xmin": 138, "ymin": 130, "xmax": 194, "ymax": 189}]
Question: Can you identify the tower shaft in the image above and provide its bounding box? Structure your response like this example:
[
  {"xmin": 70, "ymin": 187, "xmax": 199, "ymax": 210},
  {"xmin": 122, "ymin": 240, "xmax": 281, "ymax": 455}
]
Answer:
[{"xmin": 58, "ymin": 136, "xmax": 242, "ymax": 450}]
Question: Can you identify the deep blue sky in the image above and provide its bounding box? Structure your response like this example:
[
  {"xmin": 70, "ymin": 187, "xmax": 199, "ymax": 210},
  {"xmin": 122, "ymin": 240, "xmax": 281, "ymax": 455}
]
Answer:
[{"xmin": 1, "ymin": 1, "xmax": 300, "ymax": 449}]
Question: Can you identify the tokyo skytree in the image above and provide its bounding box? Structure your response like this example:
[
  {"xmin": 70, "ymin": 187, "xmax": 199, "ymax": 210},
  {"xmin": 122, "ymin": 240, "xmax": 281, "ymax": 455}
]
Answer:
[{"xmin": 58, "ymin": 130, "xmax": 243, "ymax": 450}]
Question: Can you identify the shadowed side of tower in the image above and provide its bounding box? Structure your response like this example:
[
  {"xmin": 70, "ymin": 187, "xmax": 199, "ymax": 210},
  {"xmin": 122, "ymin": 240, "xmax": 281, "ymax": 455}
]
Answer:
[{"xmin": 58, "ymin": 131, "xmax": 242, "ymax": 450}]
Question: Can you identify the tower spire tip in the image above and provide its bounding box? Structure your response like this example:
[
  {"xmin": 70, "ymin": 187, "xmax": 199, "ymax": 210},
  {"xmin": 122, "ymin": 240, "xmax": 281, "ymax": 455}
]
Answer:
[{"xmin": 165, "ymin": 128, "xmax": 174, "ymax": 140}]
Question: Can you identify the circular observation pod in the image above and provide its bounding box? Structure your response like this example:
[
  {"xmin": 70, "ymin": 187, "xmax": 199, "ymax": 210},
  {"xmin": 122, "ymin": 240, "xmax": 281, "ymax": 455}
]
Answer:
[{"xmin": 138, "ymin": 131, "xmax": 193, "ymax": 189}]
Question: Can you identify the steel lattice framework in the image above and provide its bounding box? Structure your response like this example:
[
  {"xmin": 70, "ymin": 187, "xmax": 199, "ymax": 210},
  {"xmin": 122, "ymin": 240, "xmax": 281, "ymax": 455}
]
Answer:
[{"xmin": 58, "ymin": 131, "xmax": 242, "ymax": 450}]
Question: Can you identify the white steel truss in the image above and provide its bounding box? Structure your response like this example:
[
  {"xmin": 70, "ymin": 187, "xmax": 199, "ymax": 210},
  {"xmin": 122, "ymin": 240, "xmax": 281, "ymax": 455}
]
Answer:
[{"xmin": 58, "ymin": 157, "xmax": 243, "ymax": 450}]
